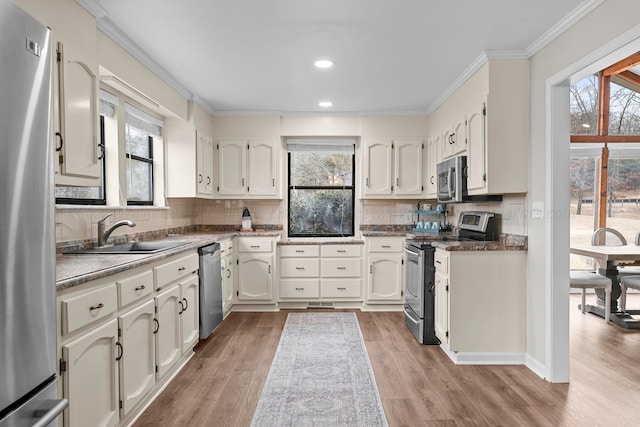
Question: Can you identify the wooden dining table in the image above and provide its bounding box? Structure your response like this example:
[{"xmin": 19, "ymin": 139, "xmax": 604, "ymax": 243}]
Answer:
[{"xmin": 570, "ymin": 244, "xmax": 640, "ymax": 329}]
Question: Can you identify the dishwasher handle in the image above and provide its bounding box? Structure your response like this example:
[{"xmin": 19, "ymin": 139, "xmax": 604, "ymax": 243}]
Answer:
[{"xmin": 198, "ymin": 242, "xmax": 221, "ymax": 256}]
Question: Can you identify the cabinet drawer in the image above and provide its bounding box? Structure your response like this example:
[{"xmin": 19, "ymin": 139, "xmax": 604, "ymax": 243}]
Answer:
[
  {"xmin": 279, "ymin": 244, "xmax": 320, "ymax": 257},
  {"xmin": 219, "ymin": 239, "xmax": 234, "ymax": 256},
  {"xmin": 61, "ymin": 284, "xmax": 118, "ymax": 335},
  {"xmin": 321, "ymin": 258, "xmax": 361, "ymax": 277},
  {"xmin": 434, "ymin": 251, "xmax": 448, "ymax": 273},
  {"xmin": 238, "ymin": 238, "xmax": 273, "ymax": 253},
  {"xmin": 117, "ymin": 270, "xmax": 154, "ymax": 308},
  {"xmin": 367, "ymin": 238, "xmax": 403, "ymax": 253},
  {"xmin": 321, "ymin": 245, "xmax": 362, "ymax": 257},
  {"xmin": 322, "ymin": 279, "xmax": 361, "ymax": 298},
  {"xmin": 280, "ymin": 258, "xmax": 320, "ymax": 277},
  {"xmin": 155, "ymin": 252, "xmax": 199, "ymax": 289},
  {"xmin": 280, "ymin": 280, "xmax": 320, "ymax": 299}
]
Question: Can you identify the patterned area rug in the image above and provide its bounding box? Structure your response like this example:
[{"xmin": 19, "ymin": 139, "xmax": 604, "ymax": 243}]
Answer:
[{"xmin": 251, "ymin": 312, "xmax": 388, "ymax": 427}]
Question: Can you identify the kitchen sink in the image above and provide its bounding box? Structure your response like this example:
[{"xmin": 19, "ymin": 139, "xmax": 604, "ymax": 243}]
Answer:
[{"xmin": 65, "ymin": 240, "xmax": 189, "ymax": 255}]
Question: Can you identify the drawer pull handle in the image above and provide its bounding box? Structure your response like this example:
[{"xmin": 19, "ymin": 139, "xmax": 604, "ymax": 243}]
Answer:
[
  {"xmin": 337, "ymin": 267, "xmax": 346, "ymax": 270},
  {"xmin": 295, "ymin": 267, "xmax": 305, "ymax": 270},
  {"xmin": 337, "ymin": 250, "xmax": 346, "ymax": 253},
  {"xmin": 89, "ymin": 303, "xmax": 104, "ymax": 311},
  {"xmin": 295, "ymin": 250, "xmax": 305, "ymax": 253},
  {"xmin": 227, "ymin": 268, "xmax": 231, "ymax": 278},
  {"xmin": 435, "ymin": 260, "xmax": 442, "ymax": 264},
  {"xmin": 178, "ymin": 267, "xmax": 186, "ymax": 272},
  {"xmin": 337, "ymin": 287, "xmax": 346, "ymax": 291},
  {"xmin": 295, "ymin": 287, "xmax": 304, "ymax": 291},
  {"xmin": 381, "ymin": 245, "xmax": 391, "ymax": 248},
  {"xmin": 135, "ymin": 285, "xmax": 146, "ymax": 291},
  {"xmin": 250, "ymin": 245, "xmax": 260, "ymax": 248},
  {"xmin": 153, "ymin": 318, "xmax": 160, "ymax": 334},
  {"xmin": 116, "ymin": 342, "xmax": 123, "ymax": 361}
]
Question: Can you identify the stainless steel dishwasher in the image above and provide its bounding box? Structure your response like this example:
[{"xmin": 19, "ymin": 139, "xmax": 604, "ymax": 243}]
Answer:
[{"xmin": 198, "ymin": 243, "xmax": 223, "ymax": 339}]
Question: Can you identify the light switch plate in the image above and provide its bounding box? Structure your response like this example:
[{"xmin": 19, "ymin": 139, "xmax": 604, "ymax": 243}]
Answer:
[{"xmin": 531, "ymin": 202, "xmax": 544, "ymax": 219}]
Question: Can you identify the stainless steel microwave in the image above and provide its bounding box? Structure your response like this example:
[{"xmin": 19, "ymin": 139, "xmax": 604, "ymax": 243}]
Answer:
[{"xmin": 436, "ymin": 155, "xmax": 467, "ymax": 203}]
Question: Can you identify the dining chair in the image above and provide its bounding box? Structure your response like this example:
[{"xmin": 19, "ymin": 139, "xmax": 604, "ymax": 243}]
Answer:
[
  {"xmin": 619, "ymin": 275, "xmax": 640, "ymax": 312},
  {"xmin": 569, "ymin": 270, "xmax": 612, "ymax": 322},
  {"xmin": 591, "ymin": 227, "xmax": 627, "ymax": 246}
]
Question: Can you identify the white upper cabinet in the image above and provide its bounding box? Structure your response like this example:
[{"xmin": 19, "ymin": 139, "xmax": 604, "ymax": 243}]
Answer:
[
  {"xmin": 216, "ymin": 138, "xmax": 279, "ymax": 198},
  {"xmin": 441, "ymin": 117, "xmax": 467, "ymax": 160},
  {"xmin": 425, "ymin": 134, "xmax": 441, "ymax": 198},
  {"xmin": 428, "ymin": 60, "xmax": 528, "ymax": 196},
  {"xmin": 363, "ymin": 139, "xmax": 393, "ymax": 196},
  {"xmin": 466, "ymin": 100, "xmax": 487, "ymax": 192},
  {"xmin": 55, "ymin": 41, "xmax": 100, "ymax": 182},
  {"xmin": 196, "ymin": 131, "xmax": 214, "ymax": 196},
  {"xmin": 362, "ymin": 138, "xmax": 424, "ymax": 198}
]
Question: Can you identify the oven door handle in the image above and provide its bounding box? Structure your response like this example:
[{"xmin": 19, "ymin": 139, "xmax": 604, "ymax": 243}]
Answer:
[
  {"xmin": 403, "ymin": 306, "xmax": 421, "ymax": 324},
  {"xmin": 404, "ymin": 247, "xmax": 420, "ymax": 257}
]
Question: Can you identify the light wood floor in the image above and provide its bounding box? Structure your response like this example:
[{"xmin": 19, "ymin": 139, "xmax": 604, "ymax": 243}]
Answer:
[{"xmin": 134, "ymin": 294, "xmax": 640, "ymax": 426}]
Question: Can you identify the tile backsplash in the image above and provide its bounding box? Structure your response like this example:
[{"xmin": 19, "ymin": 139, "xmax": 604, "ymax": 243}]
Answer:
[{"xmin": 56, "ymin": 195, "xmax": 526, "ymax": 243}]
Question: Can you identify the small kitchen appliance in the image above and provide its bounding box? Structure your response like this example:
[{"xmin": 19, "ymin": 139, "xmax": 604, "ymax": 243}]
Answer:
[{"xmin": 242, "ymin": 207, "xmax": 252, "ymax": 231}]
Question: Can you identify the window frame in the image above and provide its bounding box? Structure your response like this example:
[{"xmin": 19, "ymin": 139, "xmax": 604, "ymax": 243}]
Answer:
[
  {"xmin": 287, "ymin": 145, "xmax": 356, "ymax": 238},
  {"xmin": 125, "ymin": 133, "xmax": 154, "ymax": 206}
]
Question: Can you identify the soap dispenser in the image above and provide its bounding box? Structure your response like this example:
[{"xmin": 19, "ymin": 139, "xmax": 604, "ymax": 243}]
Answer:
[{"xmin": 242, "ymin": 207, "xmax": 252, "ymax": 231}]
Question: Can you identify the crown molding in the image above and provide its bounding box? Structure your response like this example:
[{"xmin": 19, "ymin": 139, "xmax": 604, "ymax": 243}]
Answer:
[
  {"xmin": 525, "ymin": 0, "xmax": 606, "ymax": 57},
  {"xmin": 75, "ymin": 0, "xmax": 107, "ymax": 18},
  {"xmin": 485, "ymin": 50, "xmax": 528, "ymax": 60},
  {"xmin": 426, "ymin": 51, "xmax": 489, "ymax": 115}
]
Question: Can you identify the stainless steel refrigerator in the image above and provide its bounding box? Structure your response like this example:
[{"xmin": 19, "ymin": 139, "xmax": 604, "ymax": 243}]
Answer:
[{"xmin": 0, "ymin": 1, "xmax": 68, "ymax": 425}]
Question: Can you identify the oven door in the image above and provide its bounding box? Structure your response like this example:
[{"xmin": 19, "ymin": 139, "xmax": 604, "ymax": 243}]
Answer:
[{"xmin": 404, "ymin": 244, "xmax": 424, "ymax": 318}]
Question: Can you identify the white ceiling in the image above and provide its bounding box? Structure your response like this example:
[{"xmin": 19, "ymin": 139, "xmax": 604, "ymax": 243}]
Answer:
[{"xmin": 86, "ymin": 0, "xmax": 593, "ymax": 115}]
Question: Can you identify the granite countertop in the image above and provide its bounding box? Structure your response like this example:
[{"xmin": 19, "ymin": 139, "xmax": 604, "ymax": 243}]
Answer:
[
  {"xmin": 430, "ymin": 240, "xmax": 527, "ymax": 252},
  {"xmin": 278, "ymin": 237, "xmax": 364, "ymax": 245},
  {"xmin": 56, "ymin": 232, "xmax": 242, "ymax": 290}
]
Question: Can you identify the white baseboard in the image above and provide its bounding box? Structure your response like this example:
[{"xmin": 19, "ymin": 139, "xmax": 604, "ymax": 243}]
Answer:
[
  {"xmin": 440, "ymin": 345, "xmax": 526, "ymax": 365},
  {"xmin": 525, "ymin": 354, "xmax": 547, "ymax": 379}
]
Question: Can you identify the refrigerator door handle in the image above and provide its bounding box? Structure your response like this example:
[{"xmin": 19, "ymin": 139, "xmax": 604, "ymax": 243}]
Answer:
[{"xmin": 32, "ymin": 398, "xmax": 69, "ymax": 427}]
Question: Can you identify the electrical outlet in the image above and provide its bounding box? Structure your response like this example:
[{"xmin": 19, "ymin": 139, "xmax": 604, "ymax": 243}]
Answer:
[
  {"xmin": 531, "ymin": 202, "xmax": 544, "ymax": 219},
  {"xmin": 406, "ymin": 214, "xmax": 413, "ymax": 223}
]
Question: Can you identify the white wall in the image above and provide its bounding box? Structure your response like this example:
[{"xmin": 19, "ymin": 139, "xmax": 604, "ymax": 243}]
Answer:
[{"xmin": 528, "ymin": 0, "xmax": 640, "ymax": 379}]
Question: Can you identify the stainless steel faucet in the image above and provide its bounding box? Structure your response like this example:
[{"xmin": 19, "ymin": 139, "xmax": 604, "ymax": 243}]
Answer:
[{"xmin": 97, "ymin": 213, "xmax": 136, "ymax": 247}]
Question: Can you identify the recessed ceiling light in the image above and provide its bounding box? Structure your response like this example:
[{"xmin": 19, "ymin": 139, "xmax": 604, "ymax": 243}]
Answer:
[
  {"xmin": 319, "ymin": 101, "xmax": 333, "ymax": 107},
  {"xmin": 314, "ymin": 59, "xmax": 334, "ymax": 69}
]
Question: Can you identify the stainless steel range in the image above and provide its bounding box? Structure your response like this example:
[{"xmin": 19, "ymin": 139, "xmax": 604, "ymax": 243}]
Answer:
[{"xmin": 403, "ymin": 211, "xmax": 500, "ymax": 344}]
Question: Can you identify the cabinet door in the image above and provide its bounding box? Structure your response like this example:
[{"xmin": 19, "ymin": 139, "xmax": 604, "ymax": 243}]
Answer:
[
  {"xmin": 367, "ymin": 254, "xmax": 403, "ymax": 302},
  {"xmin": 442, "ymin": 118, "xmax": 466, "ymax": 159},
  {"xmin": 180, "ymin": 275, "xmax": 200, "ymax": 353},
  {"xmin": 196, "ymin": 131, "xmax": 214, "ymax": 195},
  {"xmin": 119, "ymin": 300, "xmax": 155, "ymax": 416},
  {"xmin": 55, "ymin": 41, "xmax": 100, "ymax": 180},
  {"xmin": 466, "ymin": 100, "xmax": 487, "ymax": 192},
  {"xmin": 222, "ymin": 255, "xmax": 234, "ymax": 315},
  {"xmin": 363, "ymin": 139, "xmax": 393, "ymax": 196},
  {"xmin": 62, "ymin": 319, "xmax": 119, "ymax": 427},
  {"xmin": 248, "ymin": 139, "xmax": 277, "ymax": 196},
  {"xmin": 155, "ymin": 285, "xmax": 181, "ymax": 379},
  {"xmin": 217, "ymin": 139, "xmax": 247, "ymax": 195},
  {"xmin": 394, "ymin": 139, "xmax": 423, "ymax": 195},
  {"xmin": 434, "ymin": 271, "xmax": 449, "ymax": 345},
  {"xmin": 237, "ymin": 254, "xmax": 273, "ymax": 301},
  {"xmin": 426, "ymin": 136, "xmax": 440, "ymax": 197}
]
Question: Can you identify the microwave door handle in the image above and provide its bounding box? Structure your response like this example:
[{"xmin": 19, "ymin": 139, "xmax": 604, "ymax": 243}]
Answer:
[{"xmin": 448, "ymin": 167, "xmax": 454, "ymax": 198}]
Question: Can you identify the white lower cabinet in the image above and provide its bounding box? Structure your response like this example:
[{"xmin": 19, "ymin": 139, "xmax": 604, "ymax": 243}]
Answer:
[
  {"xmin": 277, "ymin": 243, "xmax": 363, "ymax": 304},
  {"xmin": 237, "ymin": 237, "xmax": 276, "ymax": 303},
  {"xmin": 118, "ymin": 300, "xmax": 155, "ymax": 416},
  {"xmin": 57, "ymin": 250, "xmax": 200, "ymax": 426},
  {"xmin": 155, "ymin": 284, "xmax": 182, "ymax": 379},
  {"xmin": 62, "ymin": 319, "xmax": 119, "ymax": 427},
  {"xmin": 433, "ymin": 248, "xmax": 526, "ymax": 362},
  {"xmin": 365, "ymin": 237, "xmax": 404, "ymax": 305},
  {"xmin": 220, "ymin": 239, "xmax": 235, "ymax": 317}
]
